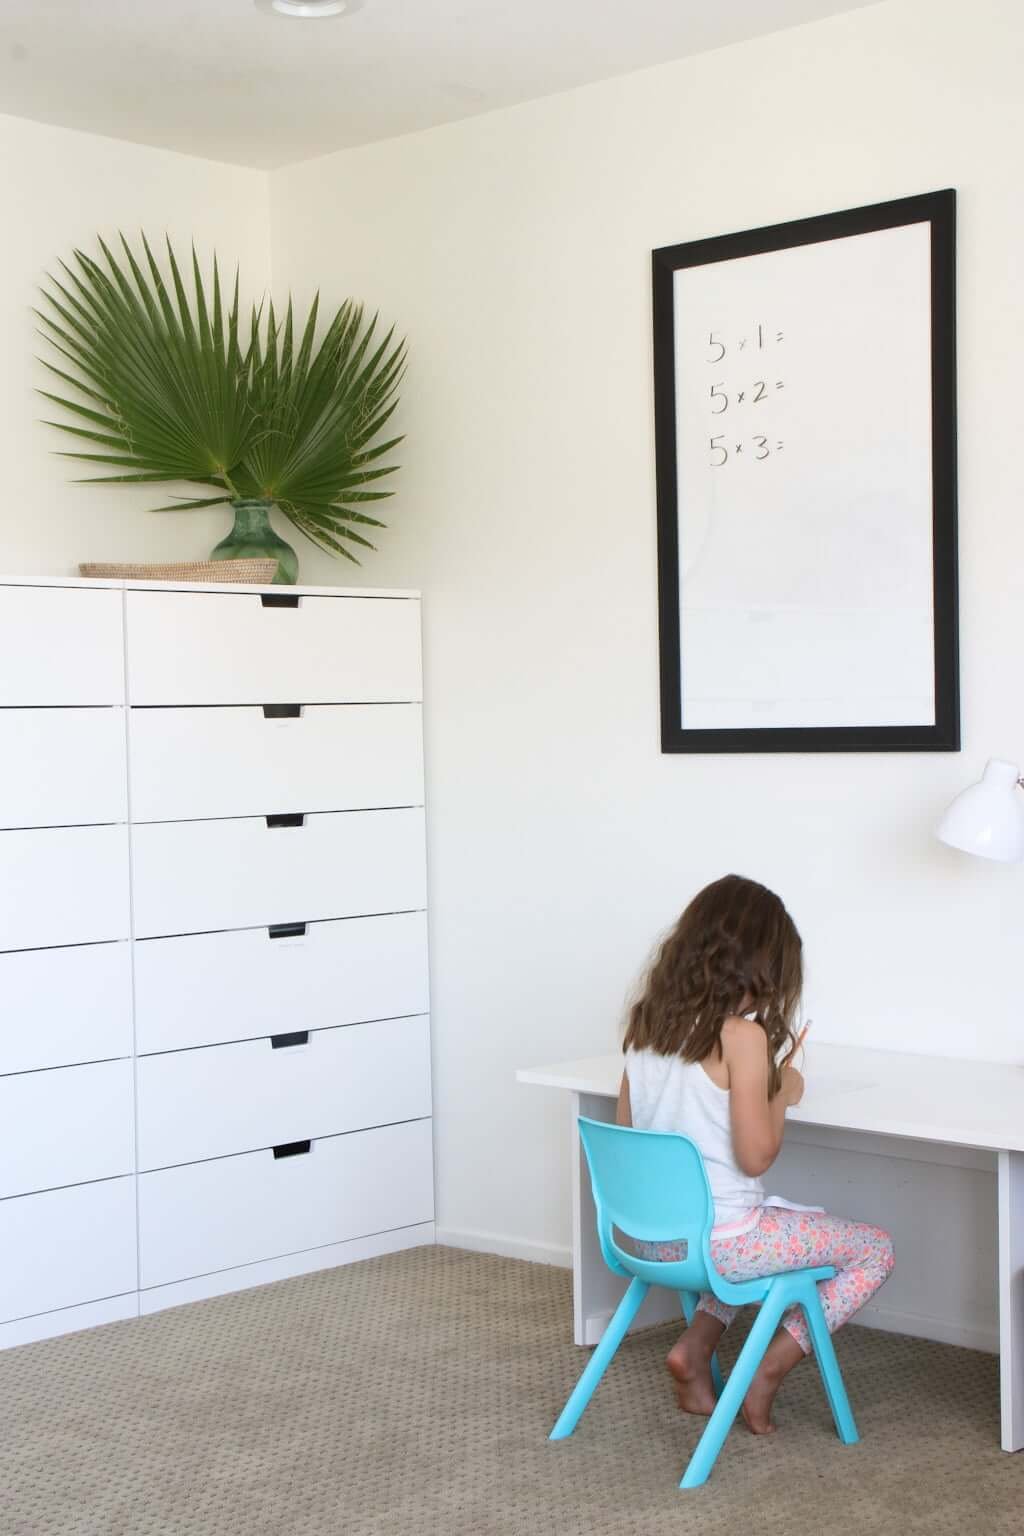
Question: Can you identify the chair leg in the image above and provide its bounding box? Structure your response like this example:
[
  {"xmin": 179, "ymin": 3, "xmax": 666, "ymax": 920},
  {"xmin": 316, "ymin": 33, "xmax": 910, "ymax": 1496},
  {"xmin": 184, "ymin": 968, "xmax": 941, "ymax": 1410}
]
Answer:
[
  {"xmin": 679, "ymin": 1291, "xmax": 725, "ymax": 1398},
  {"xmin": 679, "ymin": 1295, "xmax": 785, "ymax": 1489},
  {"xmin": 799, "ymin": 1290, "xmax": 859, "ymax": 1445},
  {"xmin": 550, "ymin": 1276, "xmax": 649, "ymax": 1440}
]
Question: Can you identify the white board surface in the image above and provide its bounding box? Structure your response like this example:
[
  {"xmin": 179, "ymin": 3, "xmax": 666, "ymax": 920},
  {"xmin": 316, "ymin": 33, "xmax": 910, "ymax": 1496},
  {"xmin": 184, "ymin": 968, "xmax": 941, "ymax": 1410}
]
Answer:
[{"xmin": 673, "ymin": 221, "xmax": 935, "ymax": 730}]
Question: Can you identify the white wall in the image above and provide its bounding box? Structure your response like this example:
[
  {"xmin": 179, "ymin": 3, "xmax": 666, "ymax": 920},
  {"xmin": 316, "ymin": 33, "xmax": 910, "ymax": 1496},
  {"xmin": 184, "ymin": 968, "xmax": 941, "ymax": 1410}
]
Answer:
[
  {"xmin": 1, "ymin": 1, "xmax": 1020, "ymax": 1349},
  {"xmin": 0, "ymin": 112, "xmax": 270, "ymax": 574},
  {"xmin": 268, "ymin": 0, "xmax": 1024, "ymax": 1331}
]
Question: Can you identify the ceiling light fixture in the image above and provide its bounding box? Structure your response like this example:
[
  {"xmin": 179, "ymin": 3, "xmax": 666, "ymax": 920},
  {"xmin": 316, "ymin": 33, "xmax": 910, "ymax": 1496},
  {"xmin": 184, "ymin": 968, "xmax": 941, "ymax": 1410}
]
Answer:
[{"xmin": 256, "ymin": 0, "xmax": 357, "ymax": 18}]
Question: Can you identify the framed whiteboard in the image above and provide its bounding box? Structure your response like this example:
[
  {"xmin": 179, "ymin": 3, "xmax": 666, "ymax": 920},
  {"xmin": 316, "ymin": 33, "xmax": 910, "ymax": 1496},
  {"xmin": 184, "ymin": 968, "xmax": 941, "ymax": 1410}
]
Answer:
[{"xmin": 652, "ymin": 190, "xmax": 958, "ymax": 754}]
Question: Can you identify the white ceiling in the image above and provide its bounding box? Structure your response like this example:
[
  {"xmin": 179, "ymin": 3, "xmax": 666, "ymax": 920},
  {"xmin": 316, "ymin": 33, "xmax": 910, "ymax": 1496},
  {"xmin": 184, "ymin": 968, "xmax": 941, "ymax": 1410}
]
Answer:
[{"xmin": 0, "ymin": 0, "xmax": 879, "ymax": 169}]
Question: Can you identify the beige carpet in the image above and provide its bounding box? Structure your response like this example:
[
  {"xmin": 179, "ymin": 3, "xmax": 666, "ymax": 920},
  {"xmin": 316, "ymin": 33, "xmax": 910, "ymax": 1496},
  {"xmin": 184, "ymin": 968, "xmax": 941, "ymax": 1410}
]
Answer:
[{"xmin": 2, "ymin": 1245, "xmax": 1022, "ymax": 1535}]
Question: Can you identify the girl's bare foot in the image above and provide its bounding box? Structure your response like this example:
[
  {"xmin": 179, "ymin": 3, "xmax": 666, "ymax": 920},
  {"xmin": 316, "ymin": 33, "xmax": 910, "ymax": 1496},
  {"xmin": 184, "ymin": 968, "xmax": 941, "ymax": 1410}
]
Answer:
[
  {"xmin": 664, "ymin": 1314, "xmax": 725, "ymax": 1416},
  {"xmin": 740, "ymin": 1367, "xmax": 781, "ymax": 1434},
  {"xmin": 740, "ymin": 1327, "xmax": 805, "ymax": 1434},
  {"xmin": 665, "ymin": 1337, "xmax": 717, "ymax": 1415}
]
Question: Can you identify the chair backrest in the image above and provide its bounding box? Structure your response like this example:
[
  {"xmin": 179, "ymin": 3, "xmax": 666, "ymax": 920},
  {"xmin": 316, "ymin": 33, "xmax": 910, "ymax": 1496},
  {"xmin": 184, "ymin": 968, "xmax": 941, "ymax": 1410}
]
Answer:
[{"xmin": 578, "ymin": 1117, "xmax": 715, "ymax": 1290}]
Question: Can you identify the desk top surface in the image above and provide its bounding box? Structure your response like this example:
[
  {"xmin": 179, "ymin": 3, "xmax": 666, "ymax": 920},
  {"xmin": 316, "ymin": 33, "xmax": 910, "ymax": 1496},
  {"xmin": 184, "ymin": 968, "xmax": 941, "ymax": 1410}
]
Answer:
[{"xmin": 517, "ymin": 1041, "xmax": 1024, "ymax": 1154}]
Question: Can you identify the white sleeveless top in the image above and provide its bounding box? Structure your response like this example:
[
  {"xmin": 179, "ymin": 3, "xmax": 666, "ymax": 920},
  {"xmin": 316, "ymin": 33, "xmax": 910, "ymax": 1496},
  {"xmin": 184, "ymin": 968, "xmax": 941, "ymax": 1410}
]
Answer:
[{"xmin": 625, "ymin": 1047, "xmax": 765, "ymax": 1236}]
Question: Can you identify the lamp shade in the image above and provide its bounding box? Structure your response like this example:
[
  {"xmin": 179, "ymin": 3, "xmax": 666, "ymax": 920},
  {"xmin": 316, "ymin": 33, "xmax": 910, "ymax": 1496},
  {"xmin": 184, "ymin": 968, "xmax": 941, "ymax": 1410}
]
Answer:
[{"xmin": 937, "ymin": 758, "xmax": 1024, "ymax": 863}]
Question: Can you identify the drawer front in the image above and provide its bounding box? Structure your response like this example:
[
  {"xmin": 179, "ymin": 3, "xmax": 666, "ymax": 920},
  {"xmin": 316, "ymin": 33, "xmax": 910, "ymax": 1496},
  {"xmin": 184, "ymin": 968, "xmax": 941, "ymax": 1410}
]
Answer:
[
  {"xmin": 137, "ymin": 1014, "xmax": 431, "ymax": 1170},
  {"xmin": 0, "ymin": 708, "xmax": 126, "ymax": 829},
  {"xmin": 0, "ymin": 585, "xmax": 124, "ymax": 706},
  {"xmin": 134, "ymin": 911, "xmax": 429, "ymax": 1054},
  {"xmin": 0, "ymin": 942, "xmax": 132, "ymax": 1075},
  {"xmin": 139, "ymin": 1117, "xmax": 434, "ymax": 1288},
  {"xmin": 0, "ymin": 1058, "xmax": 133, "ymax": 1199},
  {"xmin": 0, "ymin": 824, "xmax": 130, "ymax": 951},
  {"xmin": 126, "ymin": 591, "xmax": 421, "ymax": 705},
  {"xmin": 132, "ymin": 808, "xmax": 426, "ymax": 939},
  {"xmin": 129, "ymin": 704, "xmax": 423, "ymax": 823},
  {"xmin": 0, "ymin": 1177, "xmax": 137, "ymax": 1323}
]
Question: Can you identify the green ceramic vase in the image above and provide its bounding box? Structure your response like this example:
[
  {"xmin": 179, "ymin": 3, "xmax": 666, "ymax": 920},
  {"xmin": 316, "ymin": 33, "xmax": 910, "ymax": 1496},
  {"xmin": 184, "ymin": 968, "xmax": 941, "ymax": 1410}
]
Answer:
[{"xmin": 210, "ymin": 498, "xmax": 299, "ymax": 585}]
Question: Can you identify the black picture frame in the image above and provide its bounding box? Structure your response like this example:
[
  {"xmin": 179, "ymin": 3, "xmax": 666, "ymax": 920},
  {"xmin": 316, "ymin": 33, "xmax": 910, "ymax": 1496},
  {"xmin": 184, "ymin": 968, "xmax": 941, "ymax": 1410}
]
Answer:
[{"xmin": 653, "ymin": 189, "xmax": 959, "ymax": 755}]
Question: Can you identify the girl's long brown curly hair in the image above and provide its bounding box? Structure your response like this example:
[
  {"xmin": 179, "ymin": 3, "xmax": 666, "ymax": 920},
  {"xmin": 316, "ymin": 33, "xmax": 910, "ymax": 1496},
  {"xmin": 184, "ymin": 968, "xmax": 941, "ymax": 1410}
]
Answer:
[{"xmin": 623, "ymin": 874, "xmax": 802, "ymax": 1099}]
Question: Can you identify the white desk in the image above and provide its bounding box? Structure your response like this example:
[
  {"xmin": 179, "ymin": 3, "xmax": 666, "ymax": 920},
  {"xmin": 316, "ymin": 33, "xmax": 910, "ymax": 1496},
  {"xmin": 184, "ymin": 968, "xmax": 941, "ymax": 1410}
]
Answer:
[{"xmin": 517, "ymin": 1041, "xmax": 1024, "ymax": 1453}]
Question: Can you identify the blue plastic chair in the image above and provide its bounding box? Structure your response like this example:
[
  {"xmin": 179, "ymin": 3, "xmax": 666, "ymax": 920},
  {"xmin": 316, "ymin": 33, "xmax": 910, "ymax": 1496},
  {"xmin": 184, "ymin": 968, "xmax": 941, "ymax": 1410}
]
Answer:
[{"xmin": 550, "ymin": 1117, "xmax": 858, "ymax": 1488}]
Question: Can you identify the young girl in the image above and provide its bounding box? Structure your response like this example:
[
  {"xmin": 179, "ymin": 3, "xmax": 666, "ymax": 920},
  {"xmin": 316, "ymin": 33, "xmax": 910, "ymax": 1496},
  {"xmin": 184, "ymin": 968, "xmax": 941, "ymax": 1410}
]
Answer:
[{"xmin": 617, "ymin": 874, "xmax": 894, "ymax": 1435}]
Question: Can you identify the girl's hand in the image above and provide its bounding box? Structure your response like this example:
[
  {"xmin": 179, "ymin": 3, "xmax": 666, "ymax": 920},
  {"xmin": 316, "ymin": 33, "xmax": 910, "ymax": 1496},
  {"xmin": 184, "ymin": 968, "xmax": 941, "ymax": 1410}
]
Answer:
[{"xmin": 781, "ymin": 1064, "xmax": 805, "ymax": 1107}]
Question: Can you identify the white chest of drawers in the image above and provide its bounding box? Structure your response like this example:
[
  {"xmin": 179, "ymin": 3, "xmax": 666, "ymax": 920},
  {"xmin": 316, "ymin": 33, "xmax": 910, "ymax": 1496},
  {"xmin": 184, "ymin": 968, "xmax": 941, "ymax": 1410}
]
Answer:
[{"xmin": 0, "ymin": 577, "xmax": 433, "ymax": 1348}]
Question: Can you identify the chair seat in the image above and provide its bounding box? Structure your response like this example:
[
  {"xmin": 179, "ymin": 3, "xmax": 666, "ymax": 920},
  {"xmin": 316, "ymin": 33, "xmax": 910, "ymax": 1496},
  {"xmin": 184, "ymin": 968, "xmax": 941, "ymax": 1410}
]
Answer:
[
  {"xmin": 550, "ymin": 1119, "xmax": 860, "ymax": 1488},
  {"xmin": 618, "ymin": 1250, "xmax": 837, "ymax": 1305}
]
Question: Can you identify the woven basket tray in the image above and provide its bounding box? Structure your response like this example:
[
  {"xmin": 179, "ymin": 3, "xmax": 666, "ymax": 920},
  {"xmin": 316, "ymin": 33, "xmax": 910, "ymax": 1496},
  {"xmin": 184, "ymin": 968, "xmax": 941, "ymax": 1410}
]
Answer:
[{"xmin": 78, "ymin": 559, "xmax": 280, "ymax": 584}]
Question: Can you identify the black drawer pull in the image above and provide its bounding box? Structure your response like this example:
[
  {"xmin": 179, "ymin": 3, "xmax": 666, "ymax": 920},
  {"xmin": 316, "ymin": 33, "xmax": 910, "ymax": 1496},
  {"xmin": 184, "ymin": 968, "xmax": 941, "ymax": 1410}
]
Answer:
[
  {"xmin": 271, "ymin": 1030, "xmax": 309, "ymax": 1049},
  {"xmin": 262, "ymin": 703, "xmax": 302, "ymax": 719},
  {"xmin": 266, "ymin": 812, "xmax": 305, "ymax": 828},
  {"xmin": 273, "ymin": 1139, "xmax": 312, "ymax": 1159},
  {"xmin": 261, "ymin": 593, "xmax": 300, "ymax": 609},
  {"xmin": 268, "ymin": 921, "xmax": 307, "ymax": 939}
]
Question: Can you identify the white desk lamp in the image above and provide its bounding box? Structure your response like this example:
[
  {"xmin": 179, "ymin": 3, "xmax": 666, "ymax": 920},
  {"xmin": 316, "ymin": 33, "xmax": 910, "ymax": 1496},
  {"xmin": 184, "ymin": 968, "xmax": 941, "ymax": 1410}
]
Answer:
[{"xmin": 937, "ymin": 758, "xmax": 1024, "ymax": 863}]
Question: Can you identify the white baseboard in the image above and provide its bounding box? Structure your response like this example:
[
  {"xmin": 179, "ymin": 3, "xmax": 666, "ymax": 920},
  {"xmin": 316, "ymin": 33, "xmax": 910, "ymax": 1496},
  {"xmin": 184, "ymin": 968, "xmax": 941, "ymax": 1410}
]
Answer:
[
  {"xmin": 583, "ymin": 1289, "xmax": 681, "ymax": 1345},
  {"xmin": 435, "ymin": 1226, "xmax": 571, "ymax": 1268},
  {"xmin": 854, "ymin": 1298, "xmax": 998, "ymax": 1354},
  {"xmin": 4, "ymin": 1228, "xmax": 994, "ymax": 1362},
  {"xmin": 140, "ymin": 1222, "xmax": 436, "ymax": 1315},
  {"xmin": 577, "ymin": 1296, "xmax": 999, "ymax": 1354},
  {"xmin": 577, "ymin": 1296, "xmax": 1000, "ymax": 1357},
  {"xmin": 2, "ymin": 1227, "xmax": 436, "ymax": 1350},
  {"xmin": 436, "ymin": 1230, "xmax": 998, "ymax": 1355},
  {"xmin": 0, "ymin": 1293, "xmax": 139, "ymax": 1351}
]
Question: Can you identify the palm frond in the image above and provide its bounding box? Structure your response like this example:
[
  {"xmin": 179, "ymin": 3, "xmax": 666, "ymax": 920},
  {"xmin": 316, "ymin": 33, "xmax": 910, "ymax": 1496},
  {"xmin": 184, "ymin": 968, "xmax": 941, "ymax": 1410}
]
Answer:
[
  {"xmin": 148, "ymin": 495, "xmax": 233, "ymax": 513},
  {"xmin": 38, "ymin": 234, "xmax": 405, "ymax": 562}
]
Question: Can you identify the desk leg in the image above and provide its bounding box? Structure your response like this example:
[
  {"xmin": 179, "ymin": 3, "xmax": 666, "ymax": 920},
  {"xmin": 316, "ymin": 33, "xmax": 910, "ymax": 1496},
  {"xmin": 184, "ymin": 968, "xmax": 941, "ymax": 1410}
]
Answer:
[
  {"xmin": 571, "ymin": 1090, "xmax": 680, "ymax": 1347},
  {"xmin": 998, "ymin": 1150, "xmax": 1024, "ymax": 1452}
]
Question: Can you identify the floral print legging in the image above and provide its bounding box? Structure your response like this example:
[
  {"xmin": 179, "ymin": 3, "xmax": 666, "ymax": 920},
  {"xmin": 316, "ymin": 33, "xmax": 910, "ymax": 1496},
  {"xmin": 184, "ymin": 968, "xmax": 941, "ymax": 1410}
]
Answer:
[{"xmin": 643, "ymin": 1208, "xmax": 895, "ymax": 1354}]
